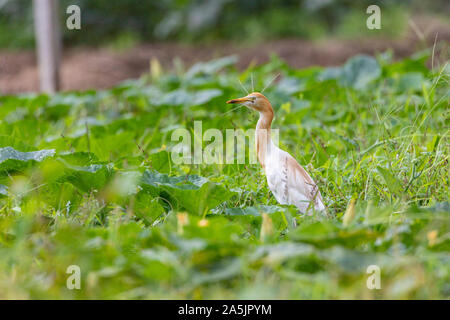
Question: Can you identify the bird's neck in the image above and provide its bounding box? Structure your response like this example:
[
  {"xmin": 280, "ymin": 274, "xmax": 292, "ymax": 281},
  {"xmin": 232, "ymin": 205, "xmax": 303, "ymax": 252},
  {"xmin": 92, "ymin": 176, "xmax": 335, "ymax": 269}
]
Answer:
[{"xmin": 255, "ymin": 109, "xmax": 274, "ymax": 169}]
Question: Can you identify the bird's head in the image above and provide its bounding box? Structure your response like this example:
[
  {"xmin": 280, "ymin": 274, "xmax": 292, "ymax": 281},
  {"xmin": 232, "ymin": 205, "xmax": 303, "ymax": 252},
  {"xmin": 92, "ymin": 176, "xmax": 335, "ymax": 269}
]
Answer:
[{"xmin": 227, "ymin": 92, "xmax": 273, "ymax": 114}]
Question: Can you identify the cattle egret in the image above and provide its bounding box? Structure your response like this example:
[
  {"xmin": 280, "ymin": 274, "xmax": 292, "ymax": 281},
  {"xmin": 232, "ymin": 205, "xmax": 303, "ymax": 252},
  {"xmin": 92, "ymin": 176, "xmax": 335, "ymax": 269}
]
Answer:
[{"xmin": 227, "ymin": 92, "xmax": 326, "ymax": 214}]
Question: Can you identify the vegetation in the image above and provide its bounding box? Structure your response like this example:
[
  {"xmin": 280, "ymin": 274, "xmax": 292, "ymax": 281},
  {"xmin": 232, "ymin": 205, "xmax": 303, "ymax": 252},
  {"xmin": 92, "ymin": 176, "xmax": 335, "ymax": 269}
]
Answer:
[
  {"xmin": 0, "ymin": 52, "xmax": 448, "ymax": 299},
  {"xmin": 2, "ymin": 0, "xmax": 444, "ymax": 49}
]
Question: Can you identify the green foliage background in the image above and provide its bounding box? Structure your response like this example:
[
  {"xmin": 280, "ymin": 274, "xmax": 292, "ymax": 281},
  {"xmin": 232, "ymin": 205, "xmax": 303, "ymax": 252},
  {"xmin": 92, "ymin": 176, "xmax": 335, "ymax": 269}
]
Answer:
[
  {"xmin": 0, "ymin": 51, "xmax": 449, "ymax": 299},
  {"xmin": 2, "ymin": 0, "xmax": 448, "ymax": 49}
]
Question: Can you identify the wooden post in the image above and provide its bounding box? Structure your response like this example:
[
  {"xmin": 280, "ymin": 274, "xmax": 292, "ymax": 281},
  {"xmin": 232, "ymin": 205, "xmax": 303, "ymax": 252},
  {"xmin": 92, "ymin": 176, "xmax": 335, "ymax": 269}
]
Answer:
[{"xmin": 33, "ymin": 0, "xmax": 61, "ymax": 93}]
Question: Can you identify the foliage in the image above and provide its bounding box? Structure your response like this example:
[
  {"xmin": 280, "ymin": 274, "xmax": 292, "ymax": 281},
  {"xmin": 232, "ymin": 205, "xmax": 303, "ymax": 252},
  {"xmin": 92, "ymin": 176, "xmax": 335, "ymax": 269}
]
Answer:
[
  {"xmin": 0, "ymin": 51, "xmax": 448, "ymax": 299},
  {"xmin": 0, "ymin": 0, "xmax": 429, "ymax": 48}
]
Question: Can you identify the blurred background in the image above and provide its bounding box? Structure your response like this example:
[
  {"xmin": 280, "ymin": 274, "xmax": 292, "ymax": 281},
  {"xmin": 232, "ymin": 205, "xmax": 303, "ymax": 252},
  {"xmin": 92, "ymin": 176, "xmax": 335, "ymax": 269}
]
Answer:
[{"xmin": 0, "ymin": 0, "xmax": 448, "ymax": 93}]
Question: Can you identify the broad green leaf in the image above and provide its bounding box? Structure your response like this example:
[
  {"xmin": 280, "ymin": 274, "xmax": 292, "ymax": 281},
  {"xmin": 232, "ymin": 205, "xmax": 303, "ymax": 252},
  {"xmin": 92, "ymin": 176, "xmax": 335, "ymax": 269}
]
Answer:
[
  {"xmin": 0, "ymin": 146, "xmax": 55, "ymax": 173},
  {"xmin": 185, "ymin": 55, "xmax": 237, "ymax": 79},
  {"xmin": 192, "ymin": 258, "xmax": 242, "ymax": 285},
  {"xmin": 396, "ymin": 72, "xmax": 426, "ymax": 92},
  {"xmin": 384, "ymin": 51, "xmax": 429, "ymax": 76},
  {"xmin": 377, "ymin": 166, "xmax": 402, "ymax": 194},
  {"xmin": 141, "ymin": 170, "xmax": 235, "ymax": 215},
  {"xmin": 140, "ymin": 248, "xmax": 178, "ymax": 281},
  {"xmin": 320, "ymin": 55, "xmax": 381, "ymax": 89},
  {"xmin": 225, "ymin": 205, "xmax": 286, "ymax": 216},
  {"xmin": 58, "ymin": 152, "xmax": 99, "ymax": 165},
  {"xmin": 340, "ymin": 55, "xmax": 381, "ymax": 89},
  {"xmin": 179, "ymin": 214, "xmax": 245, "ymax": 244},
  {"xmin": 250, "ymin": 242, "xmax": 315, "ymax": 263},
  {"xmin": 133, "ymin": 192, "xmax": 166, "ymax": 225},
  {"xmin": 0, "ymin": 136, "xmax": 32, "ymax": 151},
  {"xmin": 149, "ymin": 150, "xmax": 171, "ymax": 174},
  {"xmin": 156, "ymin": 88, "xmax": 222, "ymax": 107},
  {"xmin": 289, "ymin": 221, "xmax": 378, "ymax": 248},
  {"xmin": 276, "ymin": 77, "xmax": 305, "ymax": 95},
  {"xmin": 190, "ymin": 89, "xmax": 223, "ymax": 106},
  {"xmin": 158, "ymin": 89, "xmax": 191, "ymax": 106},
  {"xmin": 57, "ymin": 158, "xmax": 115, "ymax": 192}
]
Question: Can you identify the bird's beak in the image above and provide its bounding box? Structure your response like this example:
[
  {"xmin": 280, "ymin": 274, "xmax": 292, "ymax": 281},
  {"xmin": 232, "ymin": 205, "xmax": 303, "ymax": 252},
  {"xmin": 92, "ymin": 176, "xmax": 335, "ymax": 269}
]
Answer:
[{"xmin": 227, "ymin": 96, "xmax": 251, "ymax": 104}]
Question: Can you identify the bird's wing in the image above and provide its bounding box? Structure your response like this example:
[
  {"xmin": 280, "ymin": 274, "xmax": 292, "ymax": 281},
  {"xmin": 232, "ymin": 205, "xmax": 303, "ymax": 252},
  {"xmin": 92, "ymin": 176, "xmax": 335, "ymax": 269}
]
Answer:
[{"xmin": 285, "ymin": 152, "xmax": 325, "ymax": 210}]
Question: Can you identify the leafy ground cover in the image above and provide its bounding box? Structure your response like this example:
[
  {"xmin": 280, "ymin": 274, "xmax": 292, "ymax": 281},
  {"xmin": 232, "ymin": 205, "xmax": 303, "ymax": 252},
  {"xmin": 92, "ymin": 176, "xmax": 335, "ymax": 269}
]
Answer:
[{"xmin": 0, "ymin": 52, "xmax": 448, "ymax": 299}]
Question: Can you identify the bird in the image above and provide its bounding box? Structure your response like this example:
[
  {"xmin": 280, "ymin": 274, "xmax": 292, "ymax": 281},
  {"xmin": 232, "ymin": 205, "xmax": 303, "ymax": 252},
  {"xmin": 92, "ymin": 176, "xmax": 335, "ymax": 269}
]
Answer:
[{"xmin": 227, "ymin": 92, "xmax": 326, "ymax": 214}]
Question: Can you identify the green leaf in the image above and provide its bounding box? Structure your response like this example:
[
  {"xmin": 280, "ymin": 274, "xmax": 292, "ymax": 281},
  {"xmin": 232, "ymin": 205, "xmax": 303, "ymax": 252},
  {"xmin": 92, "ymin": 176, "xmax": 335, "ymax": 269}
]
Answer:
[
  {"xmin": 192, "ymin": 258, "xmax": 242, "ymax": 285},
  {"xmin": 396, "ymin": 72, "xmax": 425, "ymax": 92},
  {"xmin": 250, "ymin": 242, "xmax": 315, "ymax": 263},
  {"xmin": 320, "ymin": 55, "xmax": 381, "ymax": 89},
  {"xmin": 0, "ymin": 136, "xmax": 32, "ymax": 151},
  {"xmin": 276, "ymin": 77, "xmax": 305, "ymax": 95},
  {"xmin": 185, "ymin": 55, "xmax": 237, "ymax": 79},
  {"xmin": 225, "ymin": 205, "xmax": 286, "ymax": 216},
  {"xmin": 225, "ymin": 205, "xmax": 293, "ymax": 233},
  {"xmin": 156, "ymin": 89, "xmax": 222, "ymax": 107},
  {"xmin": 0, "ymin": 146, "xmax": 55, "ymax": 173},
  {"xmin": 149, "ymin": 151, "xmax": 171, "ymax": 174},
  {"xmin": 133, "ymin": 192, "xmax": 166, "ymax": 225},
  {"xmin": 58, "ymin": 152, "xmax": 99, "ymax": 165},
  {"xmin": 57, "ymin": 158, "xmax": 115, "ymax": 192},
  {"xmin": 289, "ymin": 221, "xmax": 378, "ymax": 248},
  {"xmin": 190, "ymin": 89, "xmax": 223, "ymax": 106},
  {"xmin": 341, "ymin": 55, "xmax": 381, "ymax": 89},
  {"xmin": 141, "ymin": 170, "xmax": 234, "ymax": 215},
  {"xmin": 158, "ymin": 89, "xmax": 191, "ymax": 106},
  {"xmin": 377, "ymin": 166, "xmax": 402, "ymax": 194}
]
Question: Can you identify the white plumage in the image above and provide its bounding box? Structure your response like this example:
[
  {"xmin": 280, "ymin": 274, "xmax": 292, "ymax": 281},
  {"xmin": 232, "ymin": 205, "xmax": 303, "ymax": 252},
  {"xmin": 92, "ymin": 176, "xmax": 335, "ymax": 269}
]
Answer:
[{"xmin": 227, "ymin": 92, "xmax": 325, "ymax": 214}]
